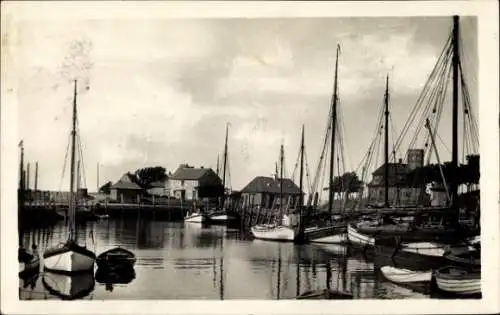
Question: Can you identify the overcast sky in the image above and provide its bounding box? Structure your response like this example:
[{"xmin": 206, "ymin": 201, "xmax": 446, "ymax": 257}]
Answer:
[{"xmin": 15, "ymin": 16, "xmax": 477, "ymax": 192}]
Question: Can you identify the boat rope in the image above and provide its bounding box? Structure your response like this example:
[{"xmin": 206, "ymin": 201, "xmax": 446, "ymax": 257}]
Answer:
[{"xmin": 58, "ymin": 133, "xmax": 72, "ymax": 191}]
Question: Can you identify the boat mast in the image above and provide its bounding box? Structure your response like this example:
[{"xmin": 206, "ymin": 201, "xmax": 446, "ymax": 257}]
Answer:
[
  {"xmin": 384, "ymin": 74, "xmax": 390, "ymax": 208},
  {"xmin": 451, "ymin": 15, "xmax": 459, "ymax": 216},
  {"xmin": 18, "ymin": 141, "xmax": 25, "ymax": 247},
  {"xmin": 280, "ymin": 143, "xmax": 284, "ymax": 215},
  {"xmin": 69, "ymin": 80, "xmax": 78, "ymax": 241},
  {"xmin": 221, "ymin": 123, "xmax": 229, "ymax": 209},
  {"xmin": 34, "ymin": 161, "xmax": 38, "ymax": 191},
  {"xmin": 216, "ymin": 154, "xmax": 220, "ymax": 176},
  {"xmin": 328, "ymin": 44, "xmax": 340, "ymax": 216},
  {"xmin": 97, "ymin": 162, "xmax": 99, "ymax": 193},
  {"xmin": 298, "ymin": 125, "xmax": 305, "ymax": 237}
]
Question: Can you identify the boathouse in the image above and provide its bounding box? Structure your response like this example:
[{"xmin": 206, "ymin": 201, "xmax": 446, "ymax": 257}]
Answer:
[
  {"xmin": 240, "ymin": 176, "xmax": 302, "ymax": 209},
  {"xmin": 167, "ymin": 164, "xmax": 223, "ymax": 201},
  {"xmin": 110, "ymin": 173, "xmax": 144, "ymax": 204}
]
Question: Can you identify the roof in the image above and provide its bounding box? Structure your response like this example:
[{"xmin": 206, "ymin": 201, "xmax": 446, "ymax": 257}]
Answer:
[
  {"xmin": 110, "ymin": 173, "xmax": 143, "ymax": 190},
  {"xmin": 170, "ymin": 165, "xmax": 216, "ymax": 180},
  {"xmin": 149, "ymin": 180, "xmax": 166, "ymax": 188},
  {"xmin": 241, "ymin": 176, "xmax": 301, "ymax": 195},
  {"xmin": 372, "ymin": 163, "xmax": 409, "ymax": 176}
]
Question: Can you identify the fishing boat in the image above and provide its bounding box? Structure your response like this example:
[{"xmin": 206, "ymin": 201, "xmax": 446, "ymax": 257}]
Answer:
[
  {"xmin": 434, "ymin": 266, "xmax": 481, "ymax": 296},
  {"xmin": 251, "ymin": 127, "xmax": 306, "ymax": 242},
  {"xmin": 97, "ymin": 247, "xmax": 136, "ymax": 268},
  {"xmin": 347, "ymin": 223, "xmax": 375, "ymax": 248},
  {"xmin": 42, "ymin": 270, "xmax": 95, "ymax": 300},
  {"xmin": 205, "ymin": 123, "xmax": 239, "ymax": 225},
  {"xmin": 184, "ymin": 210, "xmax": 207, "ymax": 223},
  {"xmin": 43, "ymin": 80, "xmax": 96, "ymax": 274},
  {"xmin": 380, "ymin": 266, "xmax": 432, "ymax": 284}
]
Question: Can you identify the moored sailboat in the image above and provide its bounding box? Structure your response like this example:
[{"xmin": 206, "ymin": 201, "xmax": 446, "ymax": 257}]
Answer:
[
  {"xmin": 43, "ymin": 80, "xmax": 96, "ymax": 274},
  {"xmin": 251, "ymin": 126, "xmax": 306, "ymax": 242}
]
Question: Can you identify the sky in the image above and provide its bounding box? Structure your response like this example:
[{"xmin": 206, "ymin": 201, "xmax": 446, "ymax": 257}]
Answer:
[{"xmin": 14, "ymin": 16, "xmax": 478, "ymax": 192}]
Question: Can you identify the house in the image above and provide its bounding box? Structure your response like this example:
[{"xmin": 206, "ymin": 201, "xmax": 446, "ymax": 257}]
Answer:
[
  {"xmin": 240, "ymin": 176, "xmax": 302, "ymax": 209},
  {"xmin": 168, "ymin": 164, "xmax": 223, "ymax": 201},
  {"xmin": 110, "ymin": 173, "xmax": 144, "ymax": 204},
  {"xmin": 147, "ymin": 179, "xmax": 169, "ymax": 197},
  {"xmin": 366, "ymin": 149, "xmax": 427, "ymax": 206}
]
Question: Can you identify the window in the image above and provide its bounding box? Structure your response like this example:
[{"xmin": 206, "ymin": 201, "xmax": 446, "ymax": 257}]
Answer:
[{"xmin": 181, "ymin": 180, "xmax": 185, "ymax": 187}]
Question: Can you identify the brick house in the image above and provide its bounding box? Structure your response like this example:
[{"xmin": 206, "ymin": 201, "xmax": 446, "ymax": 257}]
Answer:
[
  {"xmin": 240, "ymin": 176, "xmax": 302, "ymax": 210},
  {"xmin": 167, "ymin": 164, "xmax": 223, "ymax": 202},
  {"xmin": 366, "ymin": 149, "xmax": 427, "ymax": 207}
]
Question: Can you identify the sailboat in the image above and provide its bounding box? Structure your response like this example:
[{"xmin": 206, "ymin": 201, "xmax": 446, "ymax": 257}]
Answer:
[
  {"xmin": 251, "ymin": 127, "xmax": 305, "ymax": 242},
  {"xmin": 43, "ymin": 80, "xmax": 96, "ymax": 274},
  {"xmin": 304, "ymin": 44, "xmax": 349, "ymax": 245},
  {"xmin": 18, "ymin": 141, "xmax": 41, "ymax": 276},
  {"xmin": 207, "ymin": 123, "xmax": 238, "ymax": 224}
]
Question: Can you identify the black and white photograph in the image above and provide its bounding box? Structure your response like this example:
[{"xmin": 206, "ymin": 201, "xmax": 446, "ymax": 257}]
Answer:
[{"xmin": 1, "ymin": 1, "xmax": 498, "ymax": 314}]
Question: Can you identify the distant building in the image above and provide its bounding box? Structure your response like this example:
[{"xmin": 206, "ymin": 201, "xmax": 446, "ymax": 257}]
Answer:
[
  {"xmin": 147, "ymin": 179, "xmax": 169, "ymax": 197},
  {"xmin": 168, "ymin": 164, "xmax": 222, "ymax": 201},
  {"xmin": 367, "ymin": 149, "xmax": 426, "ymax": 207},
  {"xmin": 240, "ymin": 176, "xmax": 302, "ymax": 210},
  {"xmin": 110, "ymin": 173, "xmax": 144, "ymax": 203}
]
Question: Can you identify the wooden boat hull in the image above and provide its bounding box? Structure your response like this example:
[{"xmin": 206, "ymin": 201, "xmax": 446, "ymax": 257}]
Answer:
[
  {"xmin": 95, "ymin": 264, "xmax": 136, "ymax": 285},
  {"xmin": 206, "ymin": 211, "xmax": 238, "ymax": 224},
  {"xmin": 97, "ymin": 247, "xmax": 136, "ymax": 268},
  {"xmin": 347, "ymin": 224, "xmax": 375, "ymax": 248},
  {"xmin": 444, "ymin": 249, "xmax": 481, "ymax": 268},
  {"xmin": 251, "ymin": 225, "xmax": 296, "ymax": 242},
  {"xmin": 380, "ymin": 266, "xmax": 432, "ymax": 283},
  {"xmin": 185, "ymin": 213, "xmax": 207, "ymax": 223},
  {"xmin": 309, "ymin": 233, "xmax": 346, "ymax": 244},
  {"xmin": 42, "ymin": 270, "xmax": 95, "ymax": 300},
  {"xmin": 434, "ymin": 266, "xmax": 481, "ymax": 295},
  {"xmin": 43, "ymin": 241, "xmax": 96, "ymax": 274}
]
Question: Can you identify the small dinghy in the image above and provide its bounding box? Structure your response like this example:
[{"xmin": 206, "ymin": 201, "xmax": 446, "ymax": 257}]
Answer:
[
  {"xmin": 347, "ymin": 224, "xmax": 375, "ymax": 247},
  {"xmin": 97, "ymin": 247, "xmax": 136, "ymax": 268},
  {"xmin": 434, "ymin": 266, "xmax": 481, "ymax": 296},
  {"xmin": 296, "ymin": 289, "xmax": 353, "ymax": 300},
  {"xmin": 95, "ymin": 264, "xmax": 136, "ymax": 285},
  {"xmin": 444, "ymin": 248, "xmax": 481, "ymax": 268},
  {"xmin": 380, "ymin": 266, "xmax": 432, "ymax": 283}
]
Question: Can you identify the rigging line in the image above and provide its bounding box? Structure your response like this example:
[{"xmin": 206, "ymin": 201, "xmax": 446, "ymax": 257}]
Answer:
[
  {"xmin": 58, "ymin": 133, "xmax": 72, "ymax": 191},
  {"xmin": 407, "ymin": 48, "xmax": 453, "ymax": 150},
  {"xmin": 394, "ymin": 36, "xmax": 453, "ymax": 152},
  {"xmin": 76, "ymin": 133, "xmax": 88, "ymax": 189}
]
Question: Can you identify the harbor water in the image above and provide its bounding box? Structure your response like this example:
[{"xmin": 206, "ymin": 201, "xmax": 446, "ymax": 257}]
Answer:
[{"xmin": 20, "ymin": 218, "xmax": 437, "ymax": 300}]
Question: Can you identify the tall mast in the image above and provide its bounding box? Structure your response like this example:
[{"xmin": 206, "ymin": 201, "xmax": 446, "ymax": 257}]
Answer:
[
  {"xmin": 216, "ymin": 154, "xmax": 220, "ymax": 176},
  {"xmin": 451, "ymin": 15, "xmax": 459, "ymax": 214},
  {"xmin": 69, "ymin": 80, "xmax": 78, "ymax": 240},
  {"xmin": 34, "ymin": 161, "xmax": 38, "ymax": 191},
  {"xmin": 328, "ymin": 44, "xmax": 340, "ymax": 215},
  {"xmin": 18, "ymin": 141, "xmax": 25, "ymax": 247},
  {"xmin": 280, "ymin": 143, "xmax": 284, "ymax": 214},
  {"xmin": 298, "ymin": 125, "xmax": 305, "ymax": 237},
  {"xmin": 221, "ymin": 123, "xmax": 229, "ymax": 209},
  {"xmin": 19, "ymin": 141, "xmax": 24, "ymax": 190},
  {"xmin": 26, "ymin": 163, "xmax": 30, "ymax": 191},
  {"xmin": 97, "ymin": 163, "xmax": 99, "ymax": 193},
  {"xmin": 384, "ymin": 74, "xmax": 390, "ymax": 208}
]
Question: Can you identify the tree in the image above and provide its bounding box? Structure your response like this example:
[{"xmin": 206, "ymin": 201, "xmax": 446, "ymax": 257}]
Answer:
[
  {"xmin": 134, "ymin": 166, "xmax": 168, "ymax": 189},
  {"xmin": 99, "ymin": 181, "xmax": 112, "ymax": 194},
  {"xmin": 331, "ymin": 172, "xmax": 363, "ymax": 194}
]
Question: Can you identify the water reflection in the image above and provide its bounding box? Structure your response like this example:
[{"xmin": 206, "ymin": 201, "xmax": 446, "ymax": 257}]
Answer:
[
  {"xmin": 42, "ymin": 271, "xmax": 95, "ymax": 300},
  {"xmin": 19, "ymin": 218, "xmax": 433, "ymax": 300}
]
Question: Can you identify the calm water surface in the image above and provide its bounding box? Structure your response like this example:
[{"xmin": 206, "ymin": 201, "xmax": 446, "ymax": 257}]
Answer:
[{"xmin": 19, "ymin": 218, "xmax": 429, "ymax": 300}]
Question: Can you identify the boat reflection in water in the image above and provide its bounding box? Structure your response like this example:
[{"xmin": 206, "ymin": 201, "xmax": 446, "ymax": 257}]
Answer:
[
  {"xmin": 95, "ymin": 265, "xmax": 136, "ymax": 292},
  {"xmin": 42, "ymin": 271, "xmax": 95, "ymax": 300}
]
